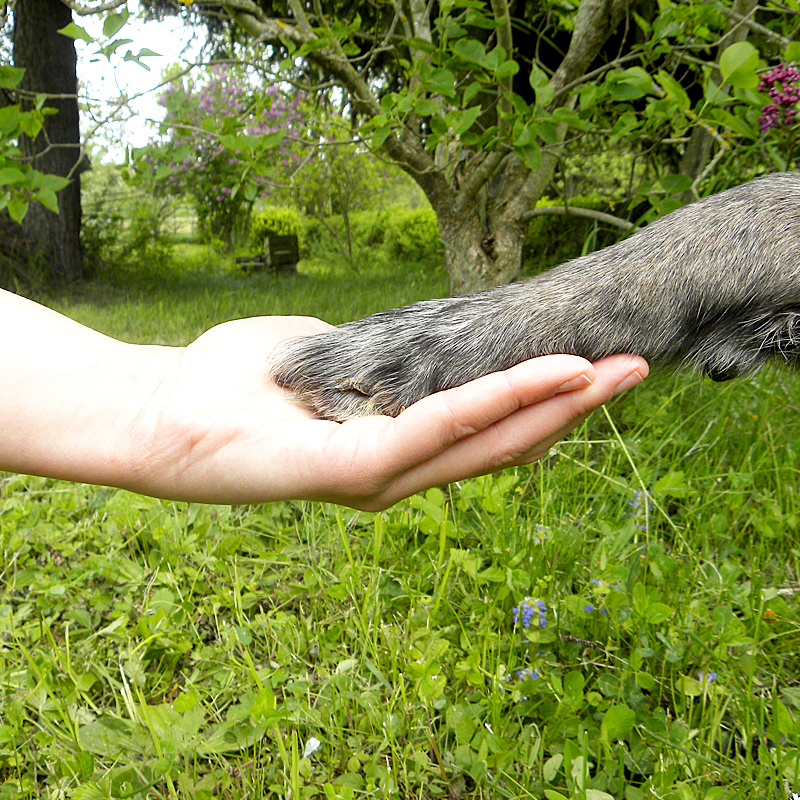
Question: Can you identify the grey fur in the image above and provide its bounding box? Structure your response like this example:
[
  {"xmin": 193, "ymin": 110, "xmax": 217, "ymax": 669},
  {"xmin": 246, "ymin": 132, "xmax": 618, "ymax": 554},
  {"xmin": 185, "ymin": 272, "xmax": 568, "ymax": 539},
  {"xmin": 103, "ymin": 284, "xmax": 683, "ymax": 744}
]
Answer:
[{"xmin": 271, "ymin": 172, "xmax": 800, "ymax": 421}]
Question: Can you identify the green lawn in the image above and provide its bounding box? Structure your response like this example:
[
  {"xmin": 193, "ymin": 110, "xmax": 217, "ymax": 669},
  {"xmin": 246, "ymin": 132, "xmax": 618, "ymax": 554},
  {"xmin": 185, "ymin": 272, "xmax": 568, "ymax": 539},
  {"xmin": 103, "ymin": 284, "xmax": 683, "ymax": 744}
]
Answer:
[{"xmin": 1, "ymin": 252, "xmax": 798, "ymax": 799}]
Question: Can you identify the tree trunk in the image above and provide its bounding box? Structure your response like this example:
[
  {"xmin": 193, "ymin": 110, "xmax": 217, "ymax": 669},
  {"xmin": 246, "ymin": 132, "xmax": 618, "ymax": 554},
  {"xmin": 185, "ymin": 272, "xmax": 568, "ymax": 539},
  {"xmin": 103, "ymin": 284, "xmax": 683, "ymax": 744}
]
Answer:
[
  {"xmin": 437, "ymin": 205, "xmax": 525, "ymax": 295},
  {"xmin": 13, "ymin": 0, "xmax": 84, "ymax": 282}
]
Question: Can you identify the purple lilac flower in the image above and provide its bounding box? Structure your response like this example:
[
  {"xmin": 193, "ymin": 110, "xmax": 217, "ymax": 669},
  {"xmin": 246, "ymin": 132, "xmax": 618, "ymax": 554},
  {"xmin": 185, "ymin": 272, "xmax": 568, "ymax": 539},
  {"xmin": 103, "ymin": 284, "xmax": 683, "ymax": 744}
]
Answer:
[{"xmin": 758, "ymin": 64, "xmax": 800, "ymax": 133}]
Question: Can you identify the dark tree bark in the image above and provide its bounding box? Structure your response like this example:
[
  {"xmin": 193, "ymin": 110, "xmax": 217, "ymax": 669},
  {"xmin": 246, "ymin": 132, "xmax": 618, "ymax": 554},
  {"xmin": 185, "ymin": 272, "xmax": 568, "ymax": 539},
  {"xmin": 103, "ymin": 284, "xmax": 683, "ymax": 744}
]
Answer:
[{"xmin": 13, "ymin": 0, "xmax": 84, "ymax": 282}]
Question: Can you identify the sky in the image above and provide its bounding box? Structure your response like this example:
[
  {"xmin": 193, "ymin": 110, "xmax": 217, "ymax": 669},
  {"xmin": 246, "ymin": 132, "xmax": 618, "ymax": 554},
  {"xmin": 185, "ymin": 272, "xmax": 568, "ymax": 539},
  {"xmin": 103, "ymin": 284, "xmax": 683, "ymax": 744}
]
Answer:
[{"xmin": 76, "ymin": 12, "xmax": 200, "ymax": 160}]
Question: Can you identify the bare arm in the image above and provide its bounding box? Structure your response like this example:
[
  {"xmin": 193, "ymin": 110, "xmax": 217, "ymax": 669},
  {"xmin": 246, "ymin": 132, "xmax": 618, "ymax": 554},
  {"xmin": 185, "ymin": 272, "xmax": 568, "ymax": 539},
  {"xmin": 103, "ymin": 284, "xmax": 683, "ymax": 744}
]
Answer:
[{"xmin": 0, "ymin": 288, "xmax": 647, "ymax": 510}]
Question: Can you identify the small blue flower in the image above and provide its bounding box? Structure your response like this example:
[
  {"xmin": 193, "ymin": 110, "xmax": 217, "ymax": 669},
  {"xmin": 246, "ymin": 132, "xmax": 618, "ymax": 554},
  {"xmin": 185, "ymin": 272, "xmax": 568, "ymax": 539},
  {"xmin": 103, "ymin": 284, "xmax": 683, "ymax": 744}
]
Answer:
[
  {"xmin": 536, "ymin": 599, "xmax": 548, "ymax": 628},
  {"xmin": 513, "ymin": 597, "xmax": 547, "ymax": 629},
  {"xmin": 512, "ymin": 599, "xmax": 535, "ymax": 629},
  {"xmin": 697, "ymin": 671, "xmax": 718, "ymax": 683},
  {"xmin": 516, "ymin": 667, "xmax": 540, "ymax": 681},
  {"xmin": 584, "ymin": 604, "xmax": 595, "ymax": 613},
  {"xmin": 627, "ymin": 489, "xmax": 655, "ymax": 529}
]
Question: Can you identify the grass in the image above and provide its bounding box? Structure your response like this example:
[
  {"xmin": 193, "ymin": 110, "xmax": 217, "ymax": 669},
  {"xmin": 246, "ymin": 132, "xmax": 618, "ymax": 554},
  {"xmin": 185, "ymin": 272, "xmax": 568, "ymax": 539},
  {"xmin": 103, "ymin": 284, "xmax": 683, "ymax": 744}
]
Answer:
[{"xmin": 1, "ymin": 246, "xmax": 799, "ymax": 799}]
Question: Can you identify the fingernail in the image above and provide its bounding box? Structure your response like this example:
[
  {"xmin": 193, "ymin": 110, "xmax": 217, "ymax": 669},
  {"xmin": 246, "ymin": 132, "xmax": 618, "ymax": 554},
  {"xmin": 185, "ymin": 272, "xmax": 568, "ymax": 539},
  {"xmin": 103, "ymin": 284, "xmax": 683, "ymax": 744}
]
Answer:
[
  {"xmin": 556, "ymin": 373, "xmax": 593, "ymax": 393},
  {"xmin": 613, "ymin": 369, "xmax": 645, "ymax": 396}
]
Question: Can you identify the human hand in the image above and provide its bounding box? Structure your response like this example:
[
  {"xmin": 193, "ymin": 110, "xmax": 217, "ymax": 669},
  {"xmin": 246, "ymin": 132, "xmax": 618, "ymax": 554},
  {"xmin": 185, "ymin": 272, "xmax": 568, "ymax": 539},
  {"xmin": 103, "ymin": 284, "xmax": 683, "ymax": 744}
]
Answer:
[{"xmin": 132, "ymin": 316, "xmax": 648, "ymax": 509}]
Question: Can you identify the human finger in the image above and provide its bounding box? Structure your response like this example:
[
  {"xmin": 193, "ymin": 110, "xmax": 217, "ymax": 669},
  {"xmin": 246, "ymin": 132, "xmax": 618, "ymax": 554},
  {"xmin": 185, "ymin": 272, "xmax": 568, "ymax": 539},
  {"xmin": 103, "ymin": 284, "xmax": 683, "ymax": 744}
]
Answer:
[{"xmin": 345, "ymin": 354, "xmax": 648, "ymax": 509}]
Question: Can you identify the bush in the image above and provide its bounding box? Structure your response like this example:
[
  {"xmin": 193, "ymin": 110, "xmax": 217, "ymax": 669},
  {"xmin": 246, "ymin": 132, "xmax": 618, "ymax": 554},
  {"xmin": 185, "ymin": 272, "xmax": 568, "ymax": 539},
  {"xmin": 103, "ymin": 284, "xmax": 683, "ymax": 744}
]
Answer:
[
  {"xmin": 522, "ymin": 194, "xmax": 625, "ymax": 275},
  {"xmin": 250, "ymin": 207, "xmax": 306, "ymax": 251},
  {"xmin": 381, "ymin": 207, "xmax": 443, "ymax": 268}
]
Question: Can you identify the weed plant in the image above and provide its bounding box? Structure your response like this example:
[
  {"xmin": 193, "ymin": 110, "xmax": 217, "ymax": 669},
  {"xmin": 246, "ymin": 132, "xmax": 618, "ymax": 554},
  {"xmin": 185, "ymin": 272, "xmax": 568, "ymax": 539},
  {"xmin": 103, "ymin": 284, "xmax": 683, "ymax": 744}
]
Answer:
[{"xmin": 1, "ymin": 251, "xmax": 799, "ymax": 799}]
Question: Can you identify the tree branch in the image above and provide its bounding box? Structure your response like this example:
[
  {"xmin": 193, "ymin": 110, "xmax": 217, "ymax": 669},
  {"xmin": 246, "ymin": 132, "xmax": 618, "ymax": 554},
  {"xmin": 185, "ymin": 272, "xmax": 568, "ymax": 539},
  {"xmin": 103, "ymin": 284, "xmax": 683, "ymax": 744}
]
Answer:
[
  {"xmin": 60, "ymin": 0, "xmax": 127, "ymax": 14},
  {"xmin": 489, "ymin": 0, "xmax": 513, "ymax": 125},
  {"xmin": 550, "ymin": 0, "xmax": 634, "ymax": 102},
  {"xmin": 520, "ymin": 204, "xmax": 636, "ymax": 231},
  {"xmin": 716, "ymin": 2, "xmax": 792, "ymax": 47}
]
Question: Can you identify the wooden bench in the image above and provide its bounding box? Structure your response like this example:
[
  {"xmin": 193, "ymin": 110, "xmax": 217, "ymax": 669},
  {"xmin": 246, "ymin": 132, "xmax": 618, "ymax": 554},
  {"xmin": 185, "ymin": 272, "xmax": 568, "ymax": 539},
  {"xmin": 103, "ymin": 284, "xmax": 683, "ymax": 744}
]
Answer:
[{"xmin": 236, "ymin": 233, "xmax": 299, "ymax": 274}]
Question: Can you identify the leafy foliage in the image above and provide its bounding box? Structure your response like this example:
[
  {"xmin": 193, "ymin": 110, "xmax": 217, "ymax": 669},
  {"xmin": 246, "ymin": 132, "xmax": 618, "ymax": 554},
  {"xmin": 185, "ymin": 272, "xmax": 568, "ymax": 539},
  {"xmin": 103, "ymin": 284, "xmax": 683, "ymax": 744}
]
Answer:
[
  {"xmin": 139, "ymin": 64, "xmax": 304, "ymax": 248},
  {"xmin": 250, "ymin": 206, "xmax": 307, "ymax": 250},
  {"xmin": 0, "ymin": 66, "xmax": 70, "ymax": 224},
  {"xmin": 380, "ymin": 206, "xmax": 443, "ymax": 268}
]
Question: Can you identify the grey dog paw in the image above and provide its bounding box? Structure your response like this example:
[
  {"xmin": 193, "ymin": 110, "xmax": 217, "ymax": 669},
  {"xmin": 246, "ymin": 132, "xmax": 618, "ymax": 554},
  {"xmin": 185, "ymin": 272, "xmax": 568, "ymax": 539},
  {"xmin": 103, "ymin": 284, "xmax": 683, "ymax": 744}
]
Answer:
[{"xmin": 271, "ymin": 299, "xmax": 487, "ymax": 421}]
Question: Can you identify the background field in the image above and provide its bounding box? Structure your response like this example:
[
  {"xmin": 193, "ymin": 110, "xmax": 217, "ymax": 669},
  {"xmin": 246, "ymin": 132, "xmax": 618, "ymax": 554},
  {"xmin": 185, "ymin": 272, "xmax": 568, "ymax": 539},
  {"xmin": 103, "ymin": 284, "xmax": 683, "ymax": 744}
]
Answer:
[{"xmin": 1, "ymin": 248, "xmax": 799, "ymax": 800}]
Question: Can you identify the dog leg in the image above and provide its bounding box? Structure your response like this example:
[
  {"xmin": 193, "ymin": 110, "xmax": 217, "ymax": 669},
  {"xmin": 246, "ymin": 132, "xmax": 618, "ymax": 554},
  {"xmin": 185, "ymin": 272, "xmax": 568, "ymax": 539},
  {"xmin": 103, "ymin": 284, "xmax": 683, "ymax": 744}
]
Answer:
[{"xmin": 272, "ymin": 173, "xmax": 800, "ymax": 421}]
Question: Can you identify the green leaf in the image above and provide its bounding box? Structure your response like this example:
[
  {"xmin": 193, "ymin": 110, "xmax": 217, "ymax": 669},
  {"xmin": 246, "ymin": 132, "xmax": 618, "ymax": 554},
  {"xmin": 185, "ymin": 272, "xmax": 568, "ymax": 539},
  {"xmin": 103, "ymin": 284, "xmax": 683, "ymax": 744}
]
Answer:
[
  {"xmin": 646, "ymin": 602, "xmax": 673, "ymax": 624},
  {"xmin": 371, "ymin": 125, "xmax": 393, "ymax": 149},
  {"xmin": 31, "ymin": 172, "xmax": 70, "ymax": 192},
  {"xmin": 708, "ymin": 108, "xmax": 756, "ymax": 139},
  {"xmin": 676, "ymin": 676, "xmax": 702, "ymax": 697},
  {"xmin": 7, "ymin": 195, "xmax": 28, "ymax": 223},
  {"xmin": 496, "ymin": 59, "xmax": 519, "ymax": 79},
  {"xmin": 58, "ymin": 23, "xmax": 94, "ymax": 44},
  {"xmin": 121, "ymin": 50, "xmax": 151, "ymax": 71},
  {"xmin": 0, "ymin": 66, "xmax": 25, "ymax": 89},
  {"xmin": 542, "ymin": 754, "xmax": 563, "ymax": 783},
  {"xmin": 0, "ymin": 167, "xmax": 26, "ymax": 186},
  {"xmin": 258, "ymin": 131, "xmax": 285, "ymax": 151},
  {"xmin": 447, "ymin": 105, "xmax": 482, "ymax": 136},
  {"xmin": 37, "ymin": 188, "xmax": 59, "ymax": 213},
  {"xmin": 655, "ymin": 173, "xmax": 692, "ymax": 194},
  {"xmin": 18, "ymin": 112, "xmax": 43, "ymax": 138},
  {"xmin": 514, "ymin": 140, "xmax": 541, "ymax": 171},
  {"xmin": 413, "ymin": 98, "xmax": 441, "ymax": 116},
  {"xmin": 636, "ymin": 671, "xmax": 656, "ymax": 690},
  {"xmin": 249, "ymin": 687, "xmax": 285, "ymax": 725},
  {"xmin": 601, "ymin": 704, "xmax": 636, "ymax": 742},
  {"xmin": 103, "ymin": 11, "xmax": 130, "ymax": 38},
  {"xmin": 656, "ymin": 70, "xmax": 690, "ymax": 111},
  {"xmin": 453, "ymin": 38, "xmax": 487, "ymax": 68},
  {"xmin": 529, "ymin": 64, "xmax": 554, "ymax": 107},
  {"xmin": 423, "ymin": 67, "xmax": 456, "ymax": 99},
  {"xmin": 551, "ymin": 107, "xmax": 590, "ymax": 130},
  {"xmin": 463, "ymin": 7, "xmax": 500, "ymax": 29},
  {"xmin": 653, "ymin": 469, "xmax": 688, "ymax": 497},
  {"xmin": 100, "ymin": 39, "xmax": 134, "ymax": 58},
  {"xmin": 632, "ymin": 582, "xmax": 648, "ymax": 615},
  {"xmin": 606, "ymin": 67, "xmax": 653, "ymax": 100},
  {"xmin": 446, "ymin": 704, "xmax": 477, "ymax": 745},
  {"xmin": 719, "ymin": 41, "xmax": 759, "ymax": 89},
  {"xmin": 563, "ymin": 670, "xmax": 585, "ymax": 699}
]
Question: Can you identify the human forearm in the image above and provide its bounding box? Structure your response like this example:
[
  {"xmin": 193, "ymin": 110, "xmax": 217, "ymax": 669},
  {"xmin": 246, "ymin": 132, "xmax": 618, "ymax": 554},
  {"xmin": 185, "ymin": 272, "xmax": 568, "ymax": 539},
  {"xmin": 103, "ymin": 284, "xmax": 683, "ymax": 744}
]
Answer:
[
  {"xmin": 0, "ymin": 289, "xmax": 647, "ymax": 508},
  {"xmin": 0, "ymin": 288, "xmax": 176, "ymax": 489}
]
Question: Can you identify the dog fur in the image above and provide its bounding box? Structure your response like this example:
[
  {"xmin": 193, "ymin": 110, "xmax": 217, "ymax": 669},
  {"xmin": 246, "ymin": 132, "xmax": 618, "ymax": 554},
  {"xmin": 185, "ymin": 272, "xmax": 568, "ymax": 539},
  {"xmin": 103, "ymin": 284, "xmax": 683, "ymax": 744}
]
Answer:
[{"xmin": 271, "ymin": 172, "xmax": 800, "ymax": 421}]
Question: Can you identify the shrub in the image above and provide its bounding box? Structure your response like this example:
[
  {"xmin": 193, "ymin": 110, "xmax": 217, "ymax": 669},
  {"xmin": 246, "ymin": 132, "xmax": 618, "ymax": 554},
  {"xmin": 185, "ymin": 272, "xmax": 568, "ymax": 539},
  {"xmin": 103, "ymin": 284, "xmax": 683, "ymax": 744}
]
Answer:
[
  {"xmin": 250, "ymin": 206, "xmax": 306, "ymax": 251},
  {"xmin": 381, "ymin": 206, "xmax": 443, "ymax": 268}
]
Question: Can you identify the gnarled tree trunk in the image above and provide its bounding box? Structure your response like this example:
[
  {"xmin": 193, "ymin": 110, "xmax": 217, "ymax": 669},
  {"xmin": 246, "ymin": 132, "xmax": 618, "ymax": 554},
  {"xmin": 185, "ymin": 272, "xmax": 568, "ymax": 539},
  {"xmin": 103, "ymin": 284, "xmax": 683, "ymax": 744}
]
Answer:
[{"xmin": 436, "ymin": 206, "xmax": 525, "ymax": 295}]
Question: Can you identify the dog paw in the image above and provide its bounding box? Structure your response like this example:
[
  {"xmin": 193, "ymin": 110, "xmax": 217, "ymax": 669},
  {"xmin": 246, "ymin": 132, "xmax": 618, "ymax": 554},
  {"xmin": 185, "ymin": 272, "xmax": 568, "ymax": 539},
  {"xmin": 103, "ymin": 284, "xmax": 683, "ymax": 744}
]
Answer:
[{"xmin": 270, "ymin": 298, "xmax": 507, "ymax": 421}]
